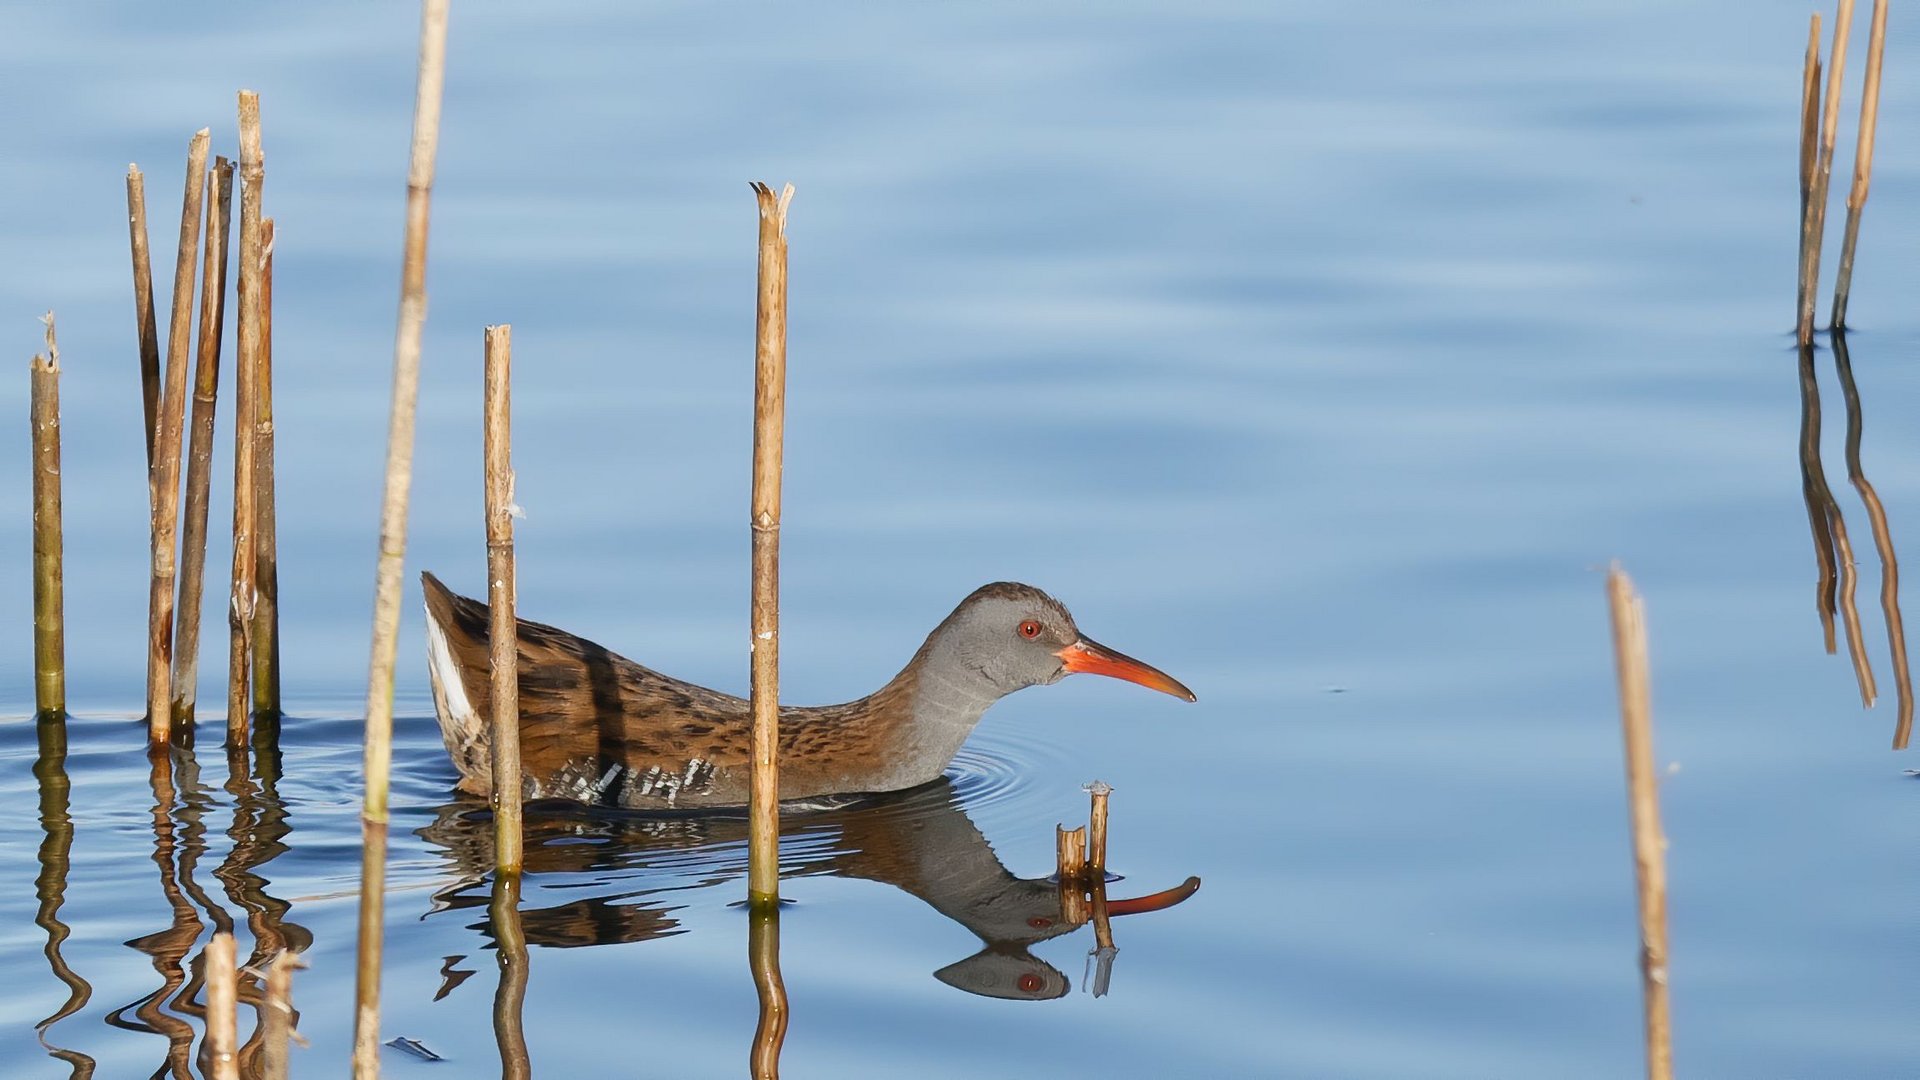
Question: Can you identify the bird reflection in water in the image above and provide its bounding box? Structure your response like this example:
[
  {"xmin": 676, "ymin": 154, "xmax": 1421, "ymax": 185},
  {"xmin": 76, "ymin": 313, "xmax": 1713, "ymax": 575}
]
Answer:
[
  {"xmin": 1796, "ymin": 329, "xmax": 1913, "ymax": 748},
  {"xmin": 420, "ymin": 777, "xmax": 1201, "ymax": 1002}
]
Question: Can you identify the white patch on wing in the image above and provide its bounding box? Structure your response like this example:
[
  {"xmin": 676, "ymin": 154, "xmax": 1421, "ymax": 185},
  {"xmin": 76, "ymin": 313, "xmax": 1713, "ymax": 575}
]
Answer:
[{"xmin": 425, "ymin": 604, "xmax": 480, "ymax": 762}]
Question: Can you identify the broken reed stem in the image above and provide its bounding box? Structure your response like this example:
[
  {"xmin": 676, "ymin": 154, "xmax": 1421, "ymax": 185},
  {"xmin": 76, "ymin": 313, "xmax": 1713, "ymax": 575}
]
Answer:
[
  {"xmin": 1796, "ymin": 16, "xmax": 1823, "ymax": 345},
  {"xmin": 252, "ymin": 218, "xmax": 281, "ymax": 720},
  {"xmin": 31, "ymin": 315, "xmax": 65, "ymax": 719},
  {"xmin": 261, "ymin": 949, "xmax": 305, "ymax": 1080},
  {"xmin": 1802, "ymin": 0, "xmax": 1857, "ymax": 342},
  {"xmin": 484, "ymin": 325, "xmax": 522, "ymax": 873},
  {"xmin": 353, "ymin": 3, "xmax": 450, "ymax": 1074},
  {"xmin": 1056, "ymin": 824, "xmax": 1089, "ymax": 925},
  {"xmin": 1605, "ymin": 567, "xmax": 1672, "ymax": 1080},
  {"xmin": 748, "ymin": 895, "xmax": 788, "ymax": 1080},
  {"xmin": 127, "ymin": 165, "xmax": 163, "ymax": 468},
  {"xmin": 1833, "ymin": 0, "xmax": 1889, "ymax": 328},
  {"xmin": 747, "ymin": 181, "xmax": 793, "ymax": 905},
  {"xmin": 1086, "ymin": 780, "xmax": 1112, "ymax": 874},
  {"xmin": 489, "ymin": 872, "xmax": 532, "ymax": 1080},
  {"xmin": 231, "ymin": 96, "xmax": 266, "ymax": 747},
  {"xmin": 205, "ymin": 931, "xmax": 241, "ymax": 1080},
  {"xmin": 147, "ymin": 129, "xmax": 211, "ymax": 745},
  {"xmin": 173, "ymin": 157, "xmax": 235, "ymax": 724}
]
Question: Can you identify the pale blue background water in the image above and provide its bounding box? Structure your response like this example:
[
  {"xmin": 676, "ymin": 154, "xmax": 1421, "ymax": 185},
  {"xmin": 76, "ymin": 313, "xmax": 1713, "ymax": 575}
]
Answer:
[{"xmin": 2, "ymin": 2, "xmax": 1918, "ymax": 1076}]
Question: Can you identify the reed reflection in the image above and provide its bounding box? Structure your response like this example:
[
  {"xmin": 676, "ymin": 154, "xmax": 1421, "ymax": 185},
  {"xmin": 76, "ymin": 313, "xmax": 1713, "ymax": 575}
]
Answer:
[
  {"xmin": 422, "ymin": 778, "xmax": 1199, "ymax": 1002},
  {"xmin": 105, "ymin": 746, "xmax": 200, "ymax": 1079},
  {"xmin": 1796, "ymin": 332, "xmax": 1913, "ymax": 748},
  {"xmin": 489, "ymin": 872, "xmax": 532, "ymax": 1080},
  {"xmin": 34, "ymin": 715, "xmax": 96, "ymax": 1079}
]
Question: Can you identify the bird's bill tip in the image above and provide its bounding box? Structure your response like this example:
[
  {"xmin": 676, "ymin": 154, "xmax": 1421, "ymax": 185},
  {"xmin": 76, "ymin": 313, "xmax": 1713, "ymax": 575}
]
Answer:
[{"xmin": 1056, "ymin": 638, "xmax": 1196, "ymax": 702}]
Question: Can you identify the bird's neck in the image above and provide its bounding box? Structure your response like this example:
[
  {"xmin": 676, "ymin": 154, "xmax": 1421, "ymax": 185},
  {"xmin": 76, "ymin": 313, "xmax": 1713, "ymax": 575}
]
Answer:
[{"xmin": 823, "ymin": 636, "xmax": 1007, "ymax": 793}]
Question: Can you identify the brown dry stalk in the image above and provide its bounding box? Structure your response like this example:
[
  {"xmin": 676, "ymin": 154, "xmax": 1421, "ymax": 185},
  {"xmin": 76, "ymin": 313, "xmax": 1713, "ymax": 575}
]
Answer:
[
  {"xmin": 127, "ymin": 166, "xmax": 163, "ymax": 468},
  {"xmin": 1605, "ymin": 567, "xmax": 1672, "ymax": 1080},
  {"xmin": 1086, "ymin": 780, "xmax": 1113, "ymax": 873},
  {"xmin": 173, "ymin": 157, "xmax": 236, "ymax": 723},
  {"xmin": 353, "ymin": 3, "xmax": 451, "ymax": 1074},
  {"xmin": 1796, "ymin": 16, "xmax": 1822, "ymax": 344},
  {"xmin": 1056, "ymin": 823, "xmax": 1089, "ymax": 925},
  {"xmin": 231, "ymin": 95, "xmax": 266, "ymax": 746},
  {"xmin": 1801, "ymin": 0, "xmax": 1857, "ymax": 341},
  {"xmin": 261, "ymin": 949, "xmax": 307, "ymax": 1080},
  {"xmin": 146, "ymin": 129, "xmax": 211, "ymax": 745},
  {"xmin": 748, "ymin": 181, "xmax": 794, "ymax": 904},
  {"xmin": 484, "ymin": 324, "xmax": 522, "ymax": 872},
  {"xmin": 1833, "ymin": 0, "xmax": 1889, "ymax": 327},
  {"xmin": 206, "ymin": 931, "xmax": 241, "ymax": 1080},
  {"xmin": 32, "ymin": 315, "xmax": 65, "ymax": 718},
  {"xmin": 252, "ymin": 218, "xmax": 282, "ymax": 719}
]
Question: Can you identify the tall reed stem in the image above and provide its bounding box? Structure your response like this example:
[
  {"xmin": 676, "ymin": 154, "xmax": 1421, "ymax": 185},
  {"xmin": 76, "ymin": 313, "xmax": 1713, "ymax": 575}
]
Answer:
[
  {"xmin": 353, "ymin": 3, "xmax": 450, "ymax": 1074},
  {"xmin": 206, "ymin": 931, "xmax": 241, "ymax": 1080},
  {"xmin": 1801, "ymin": 0, "xmax": 1856, "ymax": 342},
  {"xmin": 1832, "ymin": 0, "xmax": 1889, "ymax": 328},
  {"xmin": 31, "ymin": 315, "xmax": 65, "ymax": 719},
  {"xmin": 1605, "ymin": 566, "xmax": 1672, "ymax": 1080},
  {"xmin": 748, "ymin": 181, "xmax": 793, "ymax": 903},
  {"xmin": 127, "ymin": 165, "xmax": 163, "ymax": 468},
  {"xmin": 1796, "ymin": 16, "xmax": 1823, "ymax": 345},
  {"xmin": 231, "ymin": 96, "xmax": 266, "ymax": 745},
  {"xmin": 252, "ymin": 218, "xmax": 281, "ymax": 719},
  {"xmin": 261, "ymin": 949, "xmax": 304, "ymax": 1080},
  {"xmin": 148, "ymin": 129, "xmax": 211, "ymax": 744},
  {"xmin": 484, "ymin": 324, "xmax": 522, "ymax": 872}
]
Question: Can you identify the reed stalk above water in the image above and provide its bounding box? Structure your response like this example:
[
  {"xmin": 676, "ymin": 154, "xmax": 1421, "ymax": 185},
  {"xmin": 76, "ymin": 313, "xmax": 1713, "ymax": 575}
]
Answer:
[
  {"xmin": 484, "ymin": 324, "xmax": 522, "ymax": 873},
  {"xmin": 31, "ymin": 314, "xmax": 65, "ymax": 719}
]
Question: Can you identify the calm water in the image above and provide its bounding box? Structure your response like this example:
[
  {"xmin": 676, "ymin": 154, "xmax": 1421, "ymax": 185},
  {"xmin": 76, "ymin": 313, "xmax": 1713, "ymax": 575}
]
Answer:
[{"xmin": 3, "ymin": 1, "xmax": 1919, "ymax": 1076}]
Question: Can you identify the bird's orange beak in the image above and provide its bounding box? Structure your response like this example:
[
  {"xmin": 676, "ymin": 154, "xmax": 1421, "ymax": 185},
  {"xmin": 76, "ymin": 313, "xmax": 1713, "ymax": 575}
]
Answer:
[{"xmin": 1056, "ymin": 637, "xmax": 1196, "ymax": 702}]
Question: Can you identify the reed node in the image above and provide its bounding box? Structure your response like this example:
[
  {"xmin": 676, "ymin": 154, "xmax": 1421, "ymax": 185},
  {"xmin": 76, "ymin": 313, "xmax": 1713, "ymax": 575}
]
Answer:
[
  {"xmin": 1605, "ymin": 566, "xmax": 1673, "ymax": 1080},
  {"xmin": 205, "ymin": 931, "xmax": 241, "ymax": 1080},
  {"xmin": 252, "ymin": 217, "xmax": 282, "ymax": 720},
  {"xmin": 353, "ymin": 3, "xmax": 451, "ymax": 1073},
  {"xmin": 1833, "ymin": 0, "xmax": 1889, "ymax": 328},
  {"xmin": 231, "ymin": 94, "xmax": 266, "ymax": 746},
  {"xmin": 484, "ymin": 324, "xmax": 523, "ymax": 872},
  {"xmin": 31, "ymin": 313, "xmax": 66, "ymax": 719},
  {"xmin": 747, "ymin": 180, "xmax": 794, "ymax": 904},
  {"xmin": 127, "ymin": 164, "xmax": 163, "ymax": 467},
  {"xmin": 173, "ymin": 157, "xmax": 236, "ymax": 724},
  {"xmin": 147, "ymin": 128, "xmax": 211, "ymax": 745}
]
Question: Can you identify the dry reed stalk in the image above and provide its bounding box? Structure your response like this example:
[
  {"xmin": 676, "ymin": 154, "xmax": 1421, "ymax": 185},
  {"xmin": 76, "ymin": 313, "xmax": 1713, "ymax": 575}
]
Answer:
[
  {"xmin": 1832, "ymin": 0, "xmax": 1889, "ymax": 328},
  {"xmin": 747, "ymin": 181, "xmax": 794, "ymax": 904},
  {"xmin": 205, "ymin": 931, "xmax": 241, "ymax": 1080},
  {"xmin": 748, "ymin": 896, "xmax": 788, "ymax": 1080},
  {"xmin": 32, "ymin": 315, "xmax": 65, "ymax": 719},
  {"xmin": 146, "ymin": 129, "xmax": 211, "ymax": 745},
  {"xmin": 489, "ymin": 871, "xmax": 531, "ymax": 1080},
  {"xmin": 1802, "ymin": 0, "xmax": 1857, "ymax": 342},
  {"xmin": 251, "ymin": 218, "xmax": 281, "ymax": 719},
  {"xmin": 1797, "ymin": 16, "xmax": 1823, "ymax": 344},
  {"xmin": 127, "ymin": 165, "xmax": 163, "ymax": 467},
  {"xmin": 484, "ymin": 324, "xmax": 522, "ymax": 872},
  {"xmin": 1056, "ymin": 824, "xmax": 1089, "ymax": 925},
  {"xmin": 173, "ymin": 158, "xmax": 236, "ymax": 724},
  {"xmin": 1085, "ymin": 780, "xmax": 1112, "ymax": 874},
  {"xmin": 1605, "ymin": 567, "xmax": 1672, "ymax": 1080},
  {"xmin": 231, "ymin": 95, "xmax": 266, "ymax": 746},
  {"xmin": 353, "ymin": 3, "xmax": 451, "ymax": 1073},
  {"xmin": 1831, "ymin": 330, "xmax": 1913, "ymax": 748},
  {"xmin": 261, "ymin": 949, "xmax": 306, "ymax": 1080}
]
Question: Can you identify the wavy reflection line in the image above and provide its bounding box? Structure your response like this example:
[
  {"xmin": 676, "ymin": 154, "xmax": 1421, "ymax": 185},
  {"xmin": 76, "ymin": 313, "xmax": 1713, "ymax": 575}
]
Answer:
[
  {"xmin": 1831, "ymin": 330, "xmax": 1914, "ymax": 748},
  {"xmin": 490, "ymin": 873, "xmax": 532, "ymax": 1080},
  {"xmin": 34, "ymin": 716, "xmax": 96, "ymax": 1079},
  {"xmin": 104, "ymin": 746, "xmax": 200, "ymax": 1080},
  {"xmin": 217, "ymin": 742, "xmax": 313, "ymax": 1078},
  {"xmin": 1797, "ymin": 343, "xmax": 1877, "ymax": 705}
]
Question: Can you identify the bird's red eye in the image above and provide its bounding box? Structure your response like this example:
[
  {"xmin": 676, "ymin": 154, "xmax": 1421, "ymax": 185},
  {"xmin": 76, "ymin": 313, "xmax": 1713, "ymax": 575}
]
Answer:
[
  {"xmin": 1018, "ymin": 620, "xmax": 1042, "ymax": 639},
  {"xmin": 1017, "ymin": 973, "xmax": 1045, "ymax": 993},
  {"xmin": 1027, "ymin": 916, "xmax": 1053, "ymax": 929}
]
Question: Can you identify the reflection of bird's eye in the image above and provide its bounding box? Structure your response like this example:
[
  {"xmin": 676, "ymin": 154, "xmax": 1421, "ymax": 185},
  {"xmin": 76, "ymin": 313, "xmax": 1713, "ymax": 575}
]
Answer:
[
  {"xmin": 1018, "ymin": 973, "xmax": 1045, "ymax": 993},
  {"xmin": 1027, "ymin": 916, "xmax": 1052, "ymax": 929},
  {"xmin": 1018, "ymin": 620, "xmax": 1042, "ymax": 639}
]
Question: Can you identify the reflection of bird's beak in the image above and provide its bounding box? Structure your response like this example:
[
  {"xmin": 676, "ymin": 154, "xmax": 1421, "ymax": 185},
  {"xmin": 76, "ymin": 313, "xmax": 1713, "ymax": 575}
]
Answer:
[
  {"xmin": 1056, "ymin": 637, "xmax": 1197, "ymax": 702},
  {"xmin": 1105, "ymin": 876, "xmax": 1202, "ymax": 917}
]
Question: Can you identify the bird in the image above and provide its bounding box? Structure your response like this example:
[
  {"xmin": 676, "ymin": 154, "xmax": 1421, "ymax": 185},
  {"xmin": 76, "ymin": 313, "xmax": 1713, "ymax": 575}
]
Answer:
[{"xmin": 421, "ymin": 572, "xmax": 1194, "ymax": 811}]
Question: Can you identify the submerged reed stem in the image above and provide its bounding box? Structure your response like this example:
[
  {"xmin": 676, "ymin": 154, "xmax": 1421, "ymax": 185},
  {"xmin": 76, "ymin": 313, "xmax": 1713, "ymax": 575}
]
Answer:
[
  {"xmin": 174, "ymin": 157, "xmax": 236, "ymax": 724},
  {"xmin": 1832, "ymin": 0, "xmax": 1889, "ymax": 328},
  {"xmin": 148, "ymin": 128, "xmax": 211, "ymax": 745},
  {"xmin": 31, "ymin": 315, "xmax": 65, "ymax": 719},
  {"xmin": 484, "ymin": 324, "xmax": 522, "ymax": 872},
  {"xmin": 353, "ymin": 3, "xmax": 451, "ymax": 1073},
  {"xmin": 1605, "ymin": 566, "xmax": 1672, "ymax": 1080}
]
